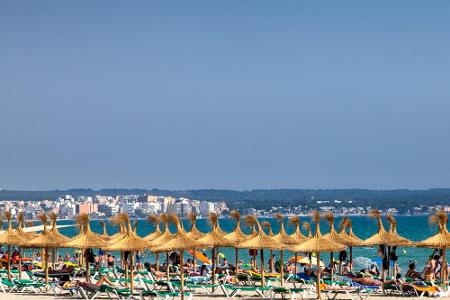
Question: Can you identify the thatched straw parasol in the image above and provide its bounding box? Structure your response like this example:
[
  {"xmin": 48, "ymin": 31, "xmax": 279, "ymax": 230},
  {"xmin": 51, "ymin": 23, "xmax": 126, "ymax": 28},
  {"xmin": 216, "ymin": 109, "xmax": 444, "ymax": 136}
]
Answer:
[
  {"xmin": 147, "ymin": 214, "xmax": 174, "ymax": 277},
  {"xmin": 364, "ymin": 210, "xmax": 393, "ymax": 280},
  {"xmin": 104, "ymin": 214, "xmax": 149, "ymax": 293},
  {"xmin": 145, "ymin": 215, "xmax": 162, "ymax": 241},
  {"xmin": 0, "ymin": 212, "xmax": 27, "ymax": 279},
  {"xmin": 224, "ymin": 210, "xmax": 249, "ymax": 273},
  {"xmin": 153, "ymin": 214, "xmax": 208, "ymax": 300},
  {"xmin": 100, "ymin": 221, "xmax": 110, "ymax": 242},
  {"xmin": 322, "ymin": 212, "xmax": 351, "ymax": 278},
  {"xmin": 262, "ymin": 221, "xmax": 276, "ymax": 273},
  {"xmin": 288, "ymin": 211, "xmax": 345, "ymax": 299},
  {"xmin": 47, "ymin": 212, "xmax": 70, "ymax": 269},
  {"xmin": 364, "ymin": 210, "xmax": 391, "ymax": 245},
  {"xmin": 273, "ymin": 214, "xmax": 298, "ymax": 285},
  {"xmin": 384, "ymin": 214, "xmax": 413, "ymax": 277},
  {"xmin": 289, "ymin": 216, "xmax": 309, "ymax": 274},
  {"xmin": 186, "ymin": 212, "xmax": 205, "ymax": 240},
  {"xmin": 339, "ymin": 217, "xmax": 365, "ymax": 271},
  {"xmin": 238, "ymin": 215, "xmax": 285, "ymax": 287},
  {"xmin": 198, "ymin": 212, "xmax": 233, "ymax": 286},
  {"xmin": 386, "ymin": 214, "xmax": 413, "ymax": 247},
  {"xmin": 25, "ymin": 214, "xmax": 65, "ymax": 284},
  {"xmin": 66, "ymin": 214, "xmax": 106, "ymax": 281},
  {"xmin": 185, "ymin": 212, "xmax": 206, "ymax": 270},
  {"xmin": 416, "ymin": 211, "xmax": 450, "ymax": 282},
  {"xmin": 145, "ymin": 215, "xmax": 163, "ymax": 271}
]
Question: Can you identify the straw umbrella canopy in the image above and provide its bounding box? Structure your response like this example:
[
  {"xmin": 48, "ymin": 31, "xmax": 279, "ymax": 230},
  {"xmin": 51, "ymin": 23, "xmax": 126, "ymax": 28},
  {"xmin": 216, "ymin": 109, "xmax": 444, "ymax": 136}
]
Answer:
[
  {"xmin": 288, "ymin": 211, "xmax": 345, "ymax": 299},
  {"xmin": 15, "ymin": 212, "xmax": 35, "ymax": 240},
  {"xmin": 147, "ymin": 214, "xmax": 173, "ymax": 247},
  {"xmin": 339, "ymin": 217, "xmax": 365, "ymax": 272},
  {"xmin": 185, "ymin": 212, "xmax": 206, "ymax": 270},
  {"xmin": 47, "ymin": 212, "xmax": 70, "ymax": 244},
  {"xmin": 147, "ymin": 214, "xmax": 174, "ymax": 277},
  {"xmin": 108, "ymin": 213, "xmax": 129, "ymax": 247},
  {"xmin": 104, "ymin": 214, "xmax": 149, "ymax": 293},
  {"xmin": 322, "ymin": 212, "xmax": 352, "ymax": 278},
  {"xmin": 238, "ymin": 215, "xmax": 285, "ymax": 287},
  {"xmin": 224, "ymin": 210, "xmax": 249, "ymax": 273},
  {"xmin": 100, "ymin": 221, "xmax": 110, "ymax": 242},
  {"xmin": 186, "ymin": 212, "xmax": 206, "ymax": 240},
  {"xmin": 24, "ymin": 214, "xmax": 65, "ymax": 284},
  {"xmin": 272, "ymin": 214, "xmax": 298, "ymax": 285},
  {"xmin": 416, "ymin": 211, "xmax": 450, "ymax": 283},
  {"xmin": 290, "ymin": 216, "xmax": 308, "ymax": 242},
  {"xmin": 364, "ymin": 210, "xmax": 395, "ymax": 279},
  {"xmin": 145, "ymin": 215, "xmax": 162, "ymax": 241},
  {"xmin": 364, "ymin": 210, "xmax": 391, "ymax": 246},
  {"xmin": 262, "ymin": 220, "xmax": 276, "ymax": 272},
  {"xmin": 66, "ymin": 214, "xmax": 106, "ymax": 281},
  {"xmin": 289, "ymin": 216, "xmax": 309, "ymax": 274},
  {"xmin": 384, "ymin": 214, "xmax": 414, "ymax": 277},
  {"xmin": 47, "ymin": 212, "xmax": 70, "ymax": 269},
  {"xmin": 385, "ymin": 214, "xmax": 413, "ymax": 247},
  {"xmin": 416, "ymin": 211, "xmax": 450, "ymax": 249},
  {"xmin": 153, "ymin": 214, "xmax": 208, "ymax": 300},
  {"xmin": 144, "ymin": 215, "xmax": 163, "ymax": 270},
  {"xmin": 198, "ymin": 212, "xmax": 234, "ymax": 286},
  {"xmin": 0, "ymin": 211, "xmax": 27, "ymax": 280}
]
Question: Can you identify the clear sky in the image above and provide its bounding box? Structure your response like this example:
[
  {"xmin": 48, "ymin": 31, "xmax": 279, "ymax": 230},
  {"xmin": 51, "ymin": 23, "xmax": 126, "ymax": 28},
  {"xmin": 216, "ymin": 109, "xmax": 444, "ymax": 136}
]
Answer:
[{"xmin": 1, "ymin": 1, "xmax": 450, "ymax": 190}]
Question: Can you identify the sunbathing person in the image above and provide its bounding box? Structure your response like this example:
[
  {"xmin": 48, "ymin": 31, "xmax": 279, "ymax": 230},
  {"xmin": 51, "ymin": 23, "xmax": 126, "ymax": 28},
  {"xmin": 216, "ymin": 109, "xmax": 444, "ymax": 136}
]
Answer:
[
  {"xmin": 405, "ymin": 262, "xmax": 422, "ymax": 280},
  {"xmin": 63, "ymin": 275, "xmax": 115, "ymax": 290}
]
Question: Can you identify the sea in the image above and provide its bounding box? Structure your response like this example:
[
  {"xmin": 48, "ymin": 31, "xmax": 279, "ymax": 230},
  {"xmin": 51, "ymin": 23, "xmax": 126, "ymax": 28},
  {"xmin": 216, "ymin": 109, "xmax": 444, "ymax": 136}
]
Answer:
[{"xmin": 24, "ymin": 216, "xmax": 446, "ymax": 273}]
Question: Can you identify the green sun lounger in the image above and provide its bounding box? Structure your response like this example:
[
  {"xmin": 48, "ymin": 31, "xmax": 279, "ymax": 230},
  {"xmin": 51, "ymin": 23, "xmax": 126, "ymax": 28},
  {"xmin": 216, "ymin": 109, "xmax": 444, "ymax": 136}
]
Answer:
[
  {"xmin": 140, "ymin": 290, "xmax": 193, "ymax": 300},
  {"xmin": 220, "ymin": 283, "xmax": 272, "ymax": 298}
]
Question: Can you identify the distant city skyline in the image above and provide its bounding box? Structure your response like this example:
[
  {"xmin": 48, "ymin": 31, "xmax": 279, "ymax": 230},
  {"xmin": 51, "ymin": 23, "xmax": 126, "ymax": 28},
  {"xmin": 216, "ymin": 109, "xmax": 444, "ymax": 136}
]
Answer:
[{"xmin": 1, "ymin": 1, "xmax": 450, "ymax": 190}]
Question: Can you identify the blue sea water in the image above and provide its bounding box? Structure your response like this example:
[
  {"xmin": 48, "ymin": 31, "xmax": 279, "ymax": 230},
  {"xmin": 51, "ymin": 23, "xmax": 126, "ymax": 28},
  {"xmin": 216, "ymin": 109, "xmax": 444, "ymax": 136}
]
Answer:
[{"xmin": 32, "ymin": 216, "xmax": 446, "ymax": 273}]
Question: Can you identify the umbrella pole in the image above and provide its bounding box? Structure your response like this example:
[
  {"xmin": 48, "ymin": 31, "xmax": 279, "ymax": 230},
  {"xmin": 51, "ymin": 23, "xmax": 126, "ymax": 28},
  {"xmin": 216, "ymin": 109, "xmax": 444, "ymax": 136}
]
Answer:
[
  {"xmin": 294, "ymin": 252, "xmax": 298, "ymax": 274},
  {"xmin": 270, "ymin": 249, "xmax": 274, "ymax": 272},
  {"xmin": 235, "ymin": 247, "xmax": 239, "ymax": 273},
  {"xmin": 317, "ymin": 252, "xmax": 321, "ymax": 299},
  {"xmin": 260, "ymin": 249, "xmax": 265, "ymax": 287},
  {"xmin": 442, "ymin": 247, "xmax": 447, "ymax": 289},
  {"xmin": 45, "ymin": 247, "xmax": 49, "ymax": 285},
  {"xmin": 130, "ymin": 251, "xmax": 134, "ymax": 293},
  {"xmin": 156, "ymin": 252, "xmax": 160, "ymax": 272},
  {"xmin": 166, "ymin": 252, "xmax": 170, "ymax": 279},
  {"xmin": 330, "ymin": 252, "xmax": 334, "ymax": 280},
  {"xmin": 380, "ymin": 245, "xmax": 385, "ymax": 281},
  {"xmin": 349, "ymin": 247, "xmax": 353, "ymax": 272},
  {"xmin": 193, "ymin": 249, "xmax": 196, "ymax": 272},
  {"xmin": 19, "ymin": 247, "xmax": 22, "ymax": 279},
  {"xmin": 7, "ymin": 245, "xmax": 11, "ymax": 280},
  {"xmin": 180, "ymin": 250, "xmax": 185, "ymax": 300},
  {"xmin": 124, "ymin": 252, "xmax": 129, "ymax": 287},
  {"xmin": 52, "ymin": 248, "xmax": 56, "ymax": 269},
  {"xmin": 212, "ymin": 247, "xmax": 216, "ymax": 285},
  {"xmin": 280, "ymin": 250, "xmax": 284, "ymax": 286},
  {"xmin": 85, "ymin": 249, "xmax": 90, "ymax": 282},
  {"xmin": 309, "ymin": 252, "xmax": 312, "ymax": 269}
]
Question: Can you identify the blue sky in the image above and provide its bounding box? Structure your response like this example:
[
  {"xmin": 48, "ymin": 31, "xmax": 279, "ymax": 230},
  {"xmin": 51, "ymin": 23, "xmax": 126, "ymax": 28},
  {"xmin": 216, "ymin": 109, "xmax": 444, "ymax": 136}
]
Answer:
[{"xmin": 1, "ymin": 1, "xmax": 450, "ymax": 190}]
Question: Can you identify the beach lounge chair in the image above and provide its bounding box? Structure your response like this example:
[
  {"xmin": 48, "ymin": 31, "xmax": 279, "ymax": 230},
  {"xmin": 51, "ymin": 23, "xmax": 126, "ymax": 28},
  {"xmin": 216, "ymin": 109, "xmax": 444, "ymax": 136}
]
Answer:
[
  {"xmin": 269, "ymin": 286, "xmax": 317, "ymax": 300},
  {"xmin": 400, "ymin": 282, "xmax": 443, "ymax": 298},
  {"xmin": 0, "ymin": 278, "xmax": 17, "ymax": 293},
  {"xmin": 140, "ymin": 290, "xmax": 193, "ymax": 300},
  {"xmin": 324, "ymin": 285, "xmax": 369, "ymax": 300},
  {"xmin": 220, "ymin": 283, "xmax": 272, "ymax": 298}
]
